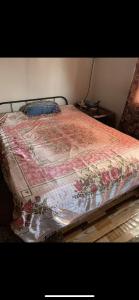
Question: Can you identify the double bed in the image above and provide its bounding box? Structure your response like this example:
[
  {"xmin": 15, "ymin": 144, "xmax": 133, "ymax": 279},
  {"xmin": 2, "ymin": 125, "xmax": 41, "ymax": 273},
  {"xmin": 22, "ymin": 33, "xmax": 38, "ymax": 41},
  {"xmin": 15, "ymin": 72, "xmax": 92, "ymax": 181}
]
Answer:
[{"xmin": 0, "ymin": 96, "xmax": 139, "ymax": 242}]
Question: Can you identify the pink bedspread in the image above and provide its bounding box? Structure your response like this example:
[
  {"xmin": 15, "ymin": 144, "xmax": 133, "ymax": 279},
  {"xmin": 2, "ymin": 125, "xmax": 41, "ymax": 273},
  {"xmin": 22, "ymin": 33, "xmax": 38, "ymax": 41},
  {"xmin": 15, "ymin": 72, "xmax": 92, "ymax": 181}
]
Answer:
[{"xmin": 0, "ymin": 105, "xmax": 139, "ymax": 242}]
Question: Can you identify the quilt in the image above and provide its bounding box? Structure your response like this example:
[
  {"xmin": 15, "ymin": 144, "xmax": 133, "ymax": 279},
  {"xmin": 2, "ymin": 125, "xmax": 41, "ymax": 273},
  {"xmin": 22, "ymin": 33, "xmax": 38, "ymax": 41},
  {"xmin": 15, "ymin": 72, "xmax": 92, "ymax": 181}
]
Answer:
[{"xmin": 0, "ymin": 105, "xmax": 139, "ymax": 242}]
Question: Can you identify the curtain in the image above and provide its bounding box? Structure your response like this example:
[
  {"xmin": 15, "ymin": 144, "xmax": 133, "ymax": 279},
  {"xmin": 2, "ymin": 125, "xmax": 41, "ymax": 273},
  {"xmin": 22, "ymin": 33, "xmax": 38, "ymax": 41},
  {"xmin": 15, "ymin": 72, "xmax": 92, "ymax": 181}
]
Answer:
[{"xmin": 119, "ymin": 58, "xmax": 139, "ymax": 138}]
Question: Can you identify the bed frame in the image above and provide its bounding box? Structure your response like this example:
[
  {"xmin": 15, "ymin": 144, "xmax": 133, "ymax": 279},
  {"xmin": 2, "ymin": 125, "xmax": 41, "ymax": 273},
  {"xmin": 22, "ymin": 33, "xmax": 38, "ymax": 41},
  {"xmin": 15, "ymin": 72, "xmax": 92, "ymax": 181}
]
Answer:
[
  {"xmin": 0, "ymin": 95, "xmax": 68, "ymax": 112},
  {"xmin": 0, "ymin": 95, "xmax": 139, "ymax": 242}
]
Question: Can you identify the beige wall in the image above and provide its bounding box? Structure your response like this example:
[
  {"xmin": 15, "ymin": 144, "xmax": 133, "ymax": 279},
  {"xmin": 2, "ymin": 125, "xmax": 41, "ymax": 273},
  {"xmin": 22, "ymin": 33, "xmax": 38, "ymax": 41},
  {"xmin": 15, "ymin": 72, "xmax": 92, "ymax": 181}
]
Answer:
[
  {"xmin": 0, "ymin": 58, "xmax": 28, "ymax": 101},
  {"xmin": 0, "ymin": 58, "xmax": 93, "ymax": 104},
  {"xmin": 0, "ymin": 58, "xmax": 136, "ymax": 124},
  {"xmin": 89, "ymin": 58, "xmax": 137, "ymax": 125},
  {"xmin": 26, "ymin": 58, "xmax": 93, "ymax": 103}
]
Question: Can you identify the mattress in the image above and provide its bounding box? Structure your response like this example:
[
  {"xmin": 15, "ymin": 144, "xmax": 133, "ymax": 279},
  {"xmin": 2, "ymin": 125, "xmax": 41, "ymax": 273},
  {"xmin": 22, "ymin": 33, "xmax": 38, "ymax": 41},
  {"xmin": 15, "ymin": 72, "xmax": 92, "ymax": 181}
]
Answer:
[{"xmin": 0, "ymin": 104, "xmax": 139, "ymax": 242}]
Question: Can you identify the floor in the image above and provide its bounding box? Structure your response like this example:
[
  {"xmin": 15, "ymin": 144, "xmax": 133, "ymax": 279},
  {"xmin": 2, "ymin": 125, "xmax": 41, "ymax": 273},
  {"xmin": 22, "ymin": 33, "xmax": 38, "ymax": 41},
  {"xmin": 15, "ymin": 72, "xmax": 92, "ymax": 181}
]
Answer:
[
  {"xmin": 1, "ymin": 168, "xmax": 139, "ymax": 242},
  {"xmin": 64, "ymin": 197, "xmax": 139, "ymax": 243}
]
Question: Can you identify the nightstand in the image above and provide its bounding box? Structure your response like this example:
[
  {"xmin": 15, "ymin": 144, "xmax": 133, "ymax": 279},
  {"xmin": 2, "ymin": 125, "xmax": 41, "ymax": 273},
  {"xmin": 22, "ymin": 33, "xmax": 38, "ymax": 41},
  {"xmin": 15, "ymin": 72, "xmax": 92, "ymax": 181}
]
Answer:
[{"xmin": 75, "ymin": 103, "xmax": 116, "ymax": 128}]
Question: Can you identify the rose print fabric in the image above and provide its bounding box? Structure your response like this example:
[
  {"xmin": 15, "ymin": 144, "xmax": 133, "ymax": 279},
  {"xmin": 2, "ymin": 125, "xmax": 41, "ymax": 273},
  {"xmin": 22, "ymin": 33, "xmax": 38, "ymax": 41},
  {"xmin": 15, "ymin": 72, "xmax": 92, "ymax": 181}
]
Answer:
[{"xmin": 1, "ymin": 105, "xmax": 139, "ymax": 242}]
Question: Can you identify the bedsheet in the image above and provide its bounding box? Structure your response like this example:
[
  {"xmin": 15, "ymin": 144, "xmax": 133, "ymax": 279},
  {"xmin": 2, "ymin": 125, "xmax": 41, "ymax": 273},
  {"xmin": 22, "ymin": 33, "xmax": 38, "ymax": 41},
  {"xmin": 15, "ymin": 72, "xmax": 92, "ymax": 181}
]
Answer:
[{"xmin": 0, "ymin": 105, "xmax": 139, "ymax": 242}]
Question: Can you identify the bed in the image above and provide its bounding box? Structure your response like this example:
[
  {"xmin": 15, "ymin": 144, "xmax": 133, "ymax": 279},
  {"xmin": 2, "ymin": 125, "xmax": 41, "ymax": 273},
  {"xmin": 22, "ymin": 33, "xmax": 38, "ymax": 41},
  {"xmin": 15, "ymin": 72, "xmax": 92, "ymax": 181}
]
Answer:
[{"xmin": 0, "ymin": 96, "xmax": 139, "ymax": 242}]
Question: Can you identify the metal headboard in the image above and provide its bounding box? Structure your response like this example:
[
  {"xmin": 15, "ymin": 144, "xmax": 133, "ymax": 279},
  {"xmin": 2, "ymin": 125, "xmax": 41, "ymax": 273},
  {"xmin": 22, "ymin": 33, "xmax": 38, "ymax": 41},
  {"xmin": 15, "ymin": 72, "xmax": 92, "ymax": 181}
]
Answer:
[{"xmin": 0, "ymin": 96, "xmax": 68, "ymax": 113}]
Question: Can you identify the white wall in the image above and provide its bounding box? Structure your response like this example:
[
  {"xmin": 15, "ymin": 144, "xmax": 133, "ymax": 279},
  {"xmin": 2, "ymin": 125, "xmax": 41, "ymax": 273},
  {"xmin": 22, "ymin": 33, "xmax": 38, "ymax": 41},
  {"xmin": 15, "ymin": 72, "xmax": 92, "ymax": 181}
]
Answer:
[
  {"xmin": 26, "ymin": 58, "xmax": 93, "ymax": 103},
  {"xmin": 0, "ymin": 58, "xmax": 136, "ymax": 124},
  {"xmin": 0, "ymin": 58, "xmax": 28, "ymax": 101},
  {"xmin": 89, "ymin": 58, "xmax": 137, "ymax": 125},
  {"xmin": 0, "ymin": 58, "xmax": 93, "ymax": 104}
]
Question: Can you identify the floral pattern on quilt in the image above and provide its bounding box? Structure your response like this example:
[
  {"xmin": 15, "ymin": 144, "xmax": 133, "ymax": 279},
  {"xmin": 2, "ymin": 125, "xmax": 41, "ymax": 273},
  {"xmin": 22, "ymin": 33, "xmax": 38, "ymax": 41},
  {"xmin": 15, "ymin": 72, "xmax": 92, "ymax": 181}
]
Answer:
[
  {"xmin": 74, "ymin": 156, "xmax": 139, "ymax": 198},
  {"xmin": 1, "ymin": 105, "xmax": 139, "ymax": 242}
]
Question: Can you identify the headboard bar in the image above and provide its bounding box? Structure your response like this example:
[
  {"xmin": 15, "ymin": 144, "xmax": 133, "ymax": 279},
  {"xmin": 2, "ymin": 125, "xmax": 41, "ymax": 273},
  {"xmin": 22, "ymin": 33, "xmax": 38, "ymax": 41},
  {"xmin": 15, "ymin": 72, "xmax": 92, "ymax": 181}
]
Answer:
[
  {"xmin": 0, "ymin": 96, "xmax": 68, "ymax": 113},
  {"xmin": 0, "ymin": 96, "xmax": 68, "ymax": 106},
  {"xmin": 10, "ymin": 103, "xmax": 13, "ymax": 112}
]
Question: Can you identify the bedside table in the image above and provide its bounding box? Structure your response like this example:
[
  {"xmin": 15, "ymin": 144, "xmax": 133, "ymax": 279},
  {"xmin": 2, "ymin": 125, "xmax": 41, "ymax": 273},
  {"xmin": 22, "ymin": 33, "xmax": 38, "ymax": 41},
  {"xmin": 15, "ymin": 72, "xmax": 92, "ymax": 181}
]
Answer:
[{"xmin": 75, "ymin": 103, "xmax": 116, "ymax": 128}]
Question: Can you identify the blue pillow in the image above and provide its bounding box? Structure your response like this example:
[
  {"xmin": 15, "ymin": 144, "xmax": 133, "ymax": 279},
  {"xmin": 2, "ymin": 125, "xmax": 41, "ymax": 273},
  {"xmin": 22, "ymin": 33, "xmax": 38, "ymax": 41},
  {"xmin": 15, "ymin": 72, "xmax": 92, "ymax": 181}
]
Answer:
[{"xmin": 20, "ymin": 101, "xmax": 61, "ymax": 116}]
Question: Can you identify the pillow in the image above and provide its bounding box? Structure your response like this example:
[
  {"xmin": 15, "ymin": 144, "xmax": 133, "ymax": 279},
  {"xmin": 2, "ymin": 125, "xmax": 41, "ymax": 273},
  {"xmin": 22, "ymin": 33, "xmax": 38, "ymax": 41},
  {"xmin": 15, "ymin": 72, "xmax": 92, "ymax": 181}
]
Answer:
[{"xmin": 20, "ymin": 101, "xmax": 61, "ymax": 116}]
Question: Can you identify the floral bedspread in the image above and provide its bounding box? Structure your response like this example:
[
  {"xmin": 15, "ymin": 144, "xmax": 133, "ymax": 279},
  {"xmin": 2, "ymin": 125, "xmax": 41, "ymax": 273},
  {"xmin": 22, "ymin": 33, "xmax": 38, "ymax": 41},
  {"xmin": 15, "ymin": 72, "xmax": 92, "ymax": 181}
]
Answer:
[{"xmin": 0, "ymin": 105, "xmax": 139, "ymax": 242}]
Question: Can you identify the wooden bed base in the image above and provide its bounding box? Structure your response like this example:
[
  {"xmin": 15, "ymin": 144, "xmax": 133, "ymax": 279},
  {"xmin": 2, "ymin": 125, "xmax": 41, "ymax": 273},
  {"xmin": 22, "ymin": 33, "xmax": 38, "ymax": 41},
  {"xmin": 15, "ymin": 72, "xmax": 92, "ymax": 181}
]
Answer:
[{"xmin": 46, "ymin": 186, "xmax": 139, "ymax": 242}]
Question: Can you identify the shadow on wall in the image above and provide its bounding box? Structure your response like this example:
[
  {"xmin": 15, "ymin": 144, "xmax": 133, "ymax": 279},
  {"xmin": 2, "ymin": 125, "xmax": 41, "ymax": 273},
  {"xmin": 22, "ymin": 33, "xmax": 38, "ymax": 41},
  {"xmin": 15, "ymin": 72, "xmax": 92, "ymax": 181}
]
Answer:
[{"xmin": 59, "ymin": 58, "xmax": 93, "ymax": 103}]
